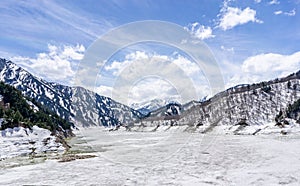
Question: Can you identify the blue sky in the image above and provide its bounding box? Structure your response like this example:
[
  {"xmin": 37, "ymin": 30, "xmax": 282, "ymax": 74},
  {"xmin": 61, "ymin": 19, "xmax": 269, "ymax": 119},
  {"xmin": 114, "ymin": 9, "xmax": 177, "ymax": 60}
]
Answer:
[{"xmin": 0, "ymin": 0, "xmax": 300, "ymax": 104}]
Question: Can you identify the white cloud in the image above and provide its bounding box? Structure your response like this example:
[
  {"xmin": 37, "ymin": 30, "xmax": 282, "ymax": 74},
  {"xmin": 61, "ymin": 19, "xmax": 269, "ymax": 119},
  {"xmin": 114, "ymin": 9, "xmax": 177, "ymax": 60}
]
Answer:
[
  {"xmin": 105, "ymin": 60, "xmax": 132, "ymax": 76},
  {"xmin": 242, "ymin": 52, "xmax": 300, "ymax": 75},
  {"xmin": 105, "ymin": 51, "xmax": 161, "ymax": 76},
  {"xmin": 62, "ymin": 45, "xmax": 85, "ymax": 60},
  {"xmin": 274, "ymin": 10, "xmax": 283, "ymax": 15},
  {"xmin": 172, "ymin": 55, "xmax": 201, "ymax": 76},
  {"xmin": 185, "ymin": 22, "xmax": 215, "ymax": 40},
  {"xmin": 95, "ymin": 77, "xmax": 183, "ymax": 105},
  {"xmin": 105, "ymin": 51, "xmax": 200, "ymax": 77},
  {"xmin": 218, "ymin": 4, "xmax": 263, "ymax": 30},
  {"xmin": 94, "ymin": 85, "xmax": 113, "ymax": 98},
  {"xmin": 254, "ymin": 0, "xmax": 262, "ymax": 3},
  {"xmin": 225, "ymin": 51, "xmax": 300, "ymax": 88},
  {"xmin": 285, "ymin": 9, "xmax": 296, "ymax": 16},
  {"xmin": 221, "ymin": 45, "xmax": 235, "ymax": 53},
  {"xmin": 10, "ymin": 44, "xmax": 85, "ymax": 84},
  {"xmin": 0, "ymin": 1, "xmax": 113, "ymax": 51},
  {"xmin": 274, "ymin": 9, "xmax": 296, "ymax": 16},
  {"xmin": 127, "ymin": 77, "xmax": 181, "ymax": 106},
  {"xmin": 99, "ymin": 51, "xmax": 210, "ymax": 104},
  {"xmin": 269, "ymin": 0, "xmax": 280, "ymax": 5}
]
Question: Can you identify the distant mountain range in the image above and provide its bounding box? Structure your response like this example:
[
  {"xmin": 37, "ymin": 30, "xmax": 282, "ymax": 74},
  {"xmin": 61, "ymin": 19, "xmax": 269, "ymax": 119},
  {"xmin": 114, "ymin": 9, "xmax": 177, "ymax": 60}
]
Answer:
[
  {"xmin": 131, "ymin": 98, "xmax": 176, "ymax": 115},
  {"xmin": 0, "ymin": 58, "xmax": 143, "ymax": 127}
]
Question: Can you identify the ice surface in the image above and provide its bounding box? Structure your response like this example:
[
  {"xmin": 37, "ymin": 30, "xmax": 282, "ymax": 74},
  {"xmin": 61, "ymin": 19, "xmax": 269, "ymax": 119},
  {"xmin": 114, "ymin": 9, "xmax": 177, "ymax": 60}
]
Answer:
[{"xmin": 1, "ymin": 128, "xmax": 300, "ymax": 185}]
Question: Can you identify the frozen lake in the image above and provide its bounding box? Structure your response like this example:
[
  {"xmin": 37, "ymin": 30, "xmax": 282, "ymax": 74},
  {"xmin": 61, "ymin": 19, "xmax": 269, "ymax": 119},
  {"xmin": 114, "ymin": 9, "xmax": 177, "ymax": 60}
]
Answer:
[{"xmin": 1, "ymin": 128, "xmax": 300, "ymax": 185}]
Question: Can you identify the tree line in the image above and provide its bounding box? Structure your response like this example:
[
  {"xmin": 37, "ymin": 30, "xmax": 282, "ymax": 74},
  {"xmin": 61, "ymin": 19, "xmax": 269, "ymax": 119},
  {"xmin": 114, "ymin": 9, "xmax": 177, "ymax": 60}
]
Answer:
[{"xmin": 0, "ymin": 81, "xmax": 73, "ymax": 133}]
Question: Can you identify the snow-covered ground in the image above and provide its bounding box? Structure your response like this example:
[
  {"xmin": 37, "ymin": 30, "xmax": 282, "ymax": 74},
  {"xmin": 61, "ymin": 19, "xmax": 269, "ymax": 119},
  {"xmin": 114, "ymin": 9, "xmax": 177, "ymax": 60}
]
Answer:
[
  {"xmin": 0, "ymin": 126, "xmax": 65, "ymax": 160},
  {"xmin": 1, "ymin": 127, "xmax": 300, "ymax": 185}
]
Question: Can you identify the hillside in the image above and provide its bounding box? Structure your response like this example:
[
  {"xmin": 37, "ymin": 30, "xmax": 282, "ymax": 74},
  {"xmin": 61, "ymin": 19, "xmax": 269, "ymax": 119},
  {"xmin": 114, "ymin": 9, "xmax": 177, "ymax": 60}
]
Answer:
[
  {"xmin": 0, "ymin": 58, "xmax": 143, "ymax": 127},
  {"xmin": 0, "ymin": 81, "xmax": 73, "ymax": 135},
  {"xmin": 129, "ymin": 70, "xmax": 300, "ymax": 134}
]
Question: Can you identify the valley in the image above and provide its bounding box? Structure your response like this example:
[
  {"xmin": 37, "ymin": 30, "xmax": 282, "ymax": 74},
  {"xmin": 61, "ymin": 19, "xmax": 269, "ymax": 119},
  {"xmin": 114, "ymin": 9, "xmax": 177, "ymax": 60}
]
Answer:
[{"xmin": 1, "ymin": 1, "xmax": 300, "ymax": 185}]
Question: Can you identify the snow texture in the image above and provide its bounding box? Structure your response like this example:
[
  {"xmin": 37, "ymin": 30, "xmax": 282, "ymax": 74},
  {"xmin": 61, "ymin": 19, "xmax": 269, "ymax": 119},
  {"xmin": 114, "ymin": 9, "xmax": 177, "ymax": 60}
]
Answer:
[
  {"xmin": 1, "ymin": 128, "xmax": 300, "ymax": 185},
  {"xmin": 0, "ymin": 126, "xmax": 64, "ymax": 160}
]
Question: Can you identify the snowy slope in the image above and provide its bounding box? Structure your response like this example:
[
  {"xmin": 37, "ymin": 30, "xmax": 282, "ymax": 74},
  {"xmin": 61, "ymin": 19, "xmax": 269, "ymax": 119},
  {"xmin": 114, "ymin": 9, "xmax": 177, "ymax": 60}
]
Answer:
[
  {"xmin": 0, "ymin": 58, "xmax": 143, "ymax": 127},
  {"xmin": 0, "ymin": 126, "xmax": 64, "ymax": 160},
  {"xmin": 149, "ymin": 102, "xmax": 182, "ymax": 118},
  {"xmin": 137, "ymin": 71, "xmax": 300, "ymax": 133}
]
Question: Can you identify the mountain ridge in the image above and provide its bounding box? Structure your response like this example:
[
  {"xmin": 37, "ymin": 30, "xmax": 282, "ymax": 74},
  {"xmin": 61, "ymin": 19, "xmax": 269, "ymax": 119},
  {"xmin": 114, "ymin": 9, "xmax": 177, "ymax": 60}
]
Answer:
[
  {"xmin": 136, "ymin": 70, "xmax": 300, "ymax": 133},
  {"xmin": 0, "ymin": 58, "xmax": 143, "ymax": 127}
]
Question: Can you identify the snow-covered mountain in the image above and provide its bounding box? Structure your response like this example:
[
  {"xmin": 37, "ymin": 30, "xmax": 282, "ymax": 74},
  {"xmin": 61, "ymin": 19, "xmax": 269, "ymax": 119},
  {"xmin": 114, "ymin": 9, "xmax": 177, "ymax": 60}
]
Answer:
[
  {"xmin": 2, "ymin": 58, "xmax": 300, "ymax": 133},
  {"xmin": 0, "ymin": 58, "xmax": 143, "ymax": 127},
  {"xmin": 137, "ymin": 71, "xmax": 300, "ymax": 133},
  {"xmin": 147, "ymin": 102, "xmax": 182, "ymax": 118},
  {"xmin": 130, "ymin": 99, "xmax": 170, "ymax": 115}
]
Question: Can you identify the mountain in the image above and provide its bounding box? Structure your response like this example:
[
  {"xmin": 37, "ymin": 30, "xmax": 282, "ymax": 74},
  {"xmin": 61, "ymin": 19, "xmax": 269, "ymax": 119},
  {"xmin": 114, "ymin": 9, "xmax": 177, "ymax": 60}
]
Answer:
[
  {"xmin": 130, "ymin": 99, "xmax": 169, "ymax": 115},
  {"xmin": 280, "ymin": 98, "xmax": 300, "ymax": 123},
  {"xmin": 0, "ymin": 81, "xmax": 73, "ymax": 136},
  {"xmin": 2, "ymin": 58, "xmax": 300, "ymax": 133},
  {"xmin": 137, "ymin": 71, "xmax": 300, "ymax": 132},
  {"xmin": 0, "ymin": 58, "xmax": 143, "ymax": 127},
  {"xmin": 0, "ymin": 82, "xmax": 73, "ymax": 159},
  {"xmin": 147, "ymin": 102, "xmax": 182, "ymax": 118}
]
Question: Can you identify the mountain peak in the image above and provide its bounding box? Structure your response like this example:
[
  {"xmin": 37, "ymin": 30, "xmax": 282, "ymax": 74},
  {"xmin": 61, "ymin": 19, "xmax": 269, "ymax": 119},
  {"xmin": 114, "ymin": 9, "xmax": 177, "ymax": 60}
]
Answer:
[{"xmin": 130, "ymin": 98, "xmax": 181, "ymax": 115}]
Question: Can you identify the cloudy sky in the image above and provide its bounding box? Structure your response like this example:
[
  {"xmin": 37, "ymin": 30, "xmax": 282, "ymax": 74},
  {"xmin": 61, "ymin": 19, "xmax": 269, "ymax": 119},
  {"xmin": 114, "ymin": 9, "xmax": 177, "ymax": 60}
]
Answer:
[{"xmin": 0, "ymin": 0, "xmax": 300, "ymax": 105}]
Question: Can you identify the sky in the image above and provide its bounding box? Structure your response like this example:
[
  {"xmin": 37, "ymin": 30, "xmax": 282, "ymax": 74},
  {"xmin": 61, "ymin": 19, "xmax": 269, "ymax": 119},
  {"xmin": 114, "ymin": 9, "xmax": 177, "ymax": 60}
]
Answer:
[{"xmin": 0, "ymin": 0, "xmax": 300, "ymax": 105}]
